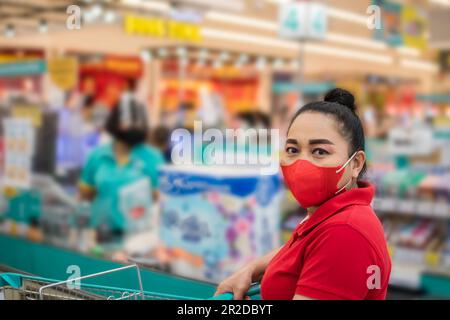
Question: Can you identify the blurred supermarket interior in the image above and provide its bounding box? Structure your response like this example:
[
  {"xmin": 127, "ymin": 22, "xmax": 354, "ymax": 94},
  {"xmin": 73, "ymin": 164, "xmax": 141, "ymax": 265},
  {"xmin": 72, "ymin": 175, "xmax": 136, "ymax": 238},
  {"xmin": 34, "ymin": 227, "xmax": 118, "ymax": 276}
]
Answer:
[{"xmin": 1, "ymin": 0, "xmax": 450, "ymax": 300}]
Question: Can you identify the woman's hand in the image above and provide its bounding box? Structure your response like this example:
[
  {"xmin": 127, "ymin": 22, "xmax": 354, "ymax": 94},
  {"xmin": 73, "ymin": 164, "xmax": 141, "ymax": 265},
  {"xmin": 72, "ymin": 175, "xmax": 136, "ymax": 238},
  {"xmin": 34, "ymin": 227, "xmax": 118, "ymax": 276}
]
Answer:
[
  {"xmin": 214, "ymin": 247, "xmax": 281, "ymax": 300},
  {"xmin": 214, "ymin": 264, "xmax": 255, "ymax": 300}
]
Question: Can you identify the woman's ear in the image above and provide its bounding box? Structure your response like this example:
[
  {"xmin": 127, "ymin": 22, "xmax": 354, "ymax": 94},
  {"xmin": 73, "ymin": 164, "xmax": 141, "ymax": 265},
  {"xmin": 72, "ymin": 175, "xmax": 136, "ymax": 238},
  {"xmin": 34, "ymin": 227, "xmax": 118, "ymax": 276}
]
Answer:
[{"xmin": 352, "ymin": 151, "xmax": 366, "ymax": 179}]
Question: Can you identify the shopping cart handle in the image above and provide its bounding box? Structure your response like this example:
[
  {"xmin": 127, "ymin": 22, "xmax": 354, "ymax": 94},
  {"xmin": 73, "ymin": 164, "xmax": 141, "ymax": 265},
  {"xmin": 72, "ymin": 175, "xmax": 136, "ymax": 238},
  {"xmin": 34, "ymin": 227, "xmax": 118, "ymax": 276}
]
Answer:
[{"xmin": 210, "ymin": 284, "xmax": 261, "ymax": 300}]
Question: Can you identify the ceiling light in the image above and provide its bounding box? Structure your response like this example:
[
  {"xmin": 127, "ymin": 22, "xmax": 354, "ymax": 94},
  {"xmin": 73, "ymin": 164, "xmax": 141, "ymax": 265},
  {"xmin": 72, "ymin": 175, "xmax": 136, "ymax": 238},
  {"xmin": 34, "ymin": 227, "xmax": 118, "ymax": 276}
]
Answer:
[
  {"xmin": 305, "ymin": 43, "xmax": 393, "ymax": 64},
  {"xmin": 104, "ymin": 10, "xmax": 117, "ymax": 23},
  {"xmin": 140, "ymin": 50, "xmax": 153, "ymax": 62},
  {"xmin": 176, "ymin": 47, "xmax": 187, "ymax": 57},
  {"xmin": 205, "ymin": 11, "xmax": 277, "ymax": 31},
  {"xmin": 273, "ymin": 58, "xmax": 284, "ymax": 69},
  {"xmin": 213, "ymin": 60, "xmax": 222, "ymax": 69},
  {"xmin": 256, "ymin": 56, "xmax": 267, "ymax": 70},
  {"xmin": 219, "ymin": 51, "xmax": 230, "ymax": 61},
  {"xmin": 157, "ymin": 48, "xmax": 168, "ymax": 58},
  {"xmin": 38, "ymin": 19, "xmax": 48, "ymax": 33},
  {"xmin": 199, "ymin": 48, "xmax": 209, "ymax": 60},
  {"xmin": 4, "ymin": 24, "xmax": 15, "ymax": 38},
  {"xmin": 121, "ymin": 0, "xmax": 171, "ymax": 13},
  {"xmin": 400, "ymin": 59, "xmax": 438, "ymax": 72}
]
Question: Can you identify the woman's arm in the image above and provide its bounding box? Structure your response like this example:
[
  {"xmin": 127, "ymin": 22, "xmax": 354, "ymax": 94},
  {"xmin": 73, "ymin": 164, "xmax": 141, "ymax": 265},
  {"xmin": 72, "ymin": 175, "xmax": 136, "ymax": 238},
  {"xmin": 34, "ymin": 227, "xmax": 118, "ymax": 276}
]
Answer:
[
  {"xmin": 78, "ymin": 182, "xmax": 96, "ymax": 201},
  {"xmin": 214, "ymin": 246, "xmax": 281, "ymax": 299},
  {"xmin": 248, "ymin": 247, "xmax": 280, "ymax": 282}
]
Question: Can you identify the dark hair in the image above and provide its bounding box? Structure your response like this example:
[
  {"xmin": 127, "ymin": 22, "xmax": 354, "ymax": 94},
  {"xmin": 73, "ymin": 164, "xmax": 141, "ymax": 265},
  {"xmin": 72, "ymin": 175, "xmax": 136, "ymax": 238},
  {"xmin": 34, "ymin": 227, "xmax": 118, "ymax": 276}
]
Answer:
[
  {"xmin": 288, "ymin": 88, "xmax": 366, "ymax": 180},
  {"xmin": 105, "ymin": 98, "xmax": 148, "ymax": 148},
  {"xmin": 151, "ymin": 125, "xmax": 170, "ymax": 147}
]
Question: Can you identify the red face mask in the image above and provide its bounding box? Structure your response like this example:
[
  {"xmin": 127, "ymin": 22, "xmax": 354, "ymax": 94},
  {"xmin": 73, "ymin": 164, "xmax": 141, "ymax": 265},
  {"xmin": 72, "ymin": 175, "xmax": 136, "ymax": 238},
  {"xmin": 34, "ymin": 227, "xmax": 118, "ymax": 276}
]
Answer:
[{"xmin": 281, "ymin": 152, "xmax": 357, "ymax": 208}]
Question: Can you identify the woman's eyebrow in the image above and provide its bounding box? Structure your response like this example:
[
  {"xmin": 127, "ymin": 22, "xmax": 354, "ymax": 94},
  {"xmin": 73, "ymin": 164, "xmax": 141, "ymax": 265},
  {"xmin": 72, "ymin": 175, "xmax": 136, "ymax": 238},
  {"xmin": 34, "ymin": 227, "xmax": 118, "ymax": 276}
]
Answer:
[
  {"xmin": 309, "ymin": 139, "xmax": 334, "ymax": 145},
  {"xmin": 286, "ymin": 138, "xmax": 298, "ymax": 145}
]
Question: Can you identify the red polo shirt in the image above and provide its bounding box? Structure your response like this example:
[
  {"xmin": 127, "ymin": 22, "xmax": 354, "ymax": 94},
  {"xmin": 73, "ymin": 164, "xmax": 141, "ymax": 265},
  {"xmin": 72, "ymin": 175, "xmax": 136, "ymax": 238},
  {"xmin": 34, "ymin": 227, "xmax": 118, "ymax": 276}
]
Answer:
[{"xmin": 260, "ymin": 181, "xmax": 391, "ymax": 300}]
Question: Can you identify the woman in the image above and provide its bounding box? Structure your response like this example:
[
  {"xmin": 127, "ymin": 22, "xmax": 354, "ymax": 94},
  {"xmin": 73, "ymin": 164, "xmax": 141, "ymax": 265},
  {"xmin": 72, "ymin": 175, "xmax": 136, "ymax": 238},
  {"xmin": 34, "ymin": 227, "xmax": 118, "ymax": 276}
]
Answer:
[
  {"xmin": 78, "ymin": 91, "xmax": 164, "ymax": 244},
  {"xmin": 215, "ymin": 88, "xmax": 391, "ymax": 300}
]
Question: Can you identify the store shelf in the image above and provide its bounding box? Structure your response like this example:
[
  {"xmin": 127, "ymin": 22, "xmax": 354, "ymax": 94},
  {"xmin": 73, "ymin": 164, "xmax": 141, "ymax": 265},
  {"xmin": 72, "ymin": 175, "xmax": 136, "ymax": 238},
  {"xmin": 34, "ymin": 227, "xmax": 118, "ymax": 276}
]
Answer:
[
  {"xmin": 373, "ymin": 197, "xmax": 450, "ymax": 219},
  {"xmin": 389, "ymin": 262, "xmax": 425, "ymax": 290}
]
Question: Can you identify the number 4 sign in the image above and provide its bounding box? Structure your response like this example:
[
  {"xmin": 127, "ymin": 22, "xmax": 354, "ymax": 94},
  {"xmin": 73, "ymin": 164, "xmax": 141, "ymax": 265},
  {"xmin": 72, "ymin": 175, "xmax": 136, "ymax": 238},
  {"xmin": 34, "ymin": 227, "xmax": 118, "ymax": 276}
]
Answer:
[{"xmin": 278, "ymin": 2, "xmax": 327, "ymax": 40}]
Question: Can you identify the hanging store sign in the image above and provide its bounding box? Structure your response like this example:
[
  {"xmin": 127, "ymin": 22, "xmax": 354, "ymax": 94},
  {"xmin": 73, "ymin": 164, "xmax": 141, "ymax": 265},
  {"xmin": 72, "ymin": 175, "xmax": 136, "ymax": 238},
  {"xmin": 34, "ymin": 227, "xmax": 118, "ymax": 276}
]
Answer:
[
  {"xmin": 278, "ymin": 2, "xmax": 327, "ymax": 40},
  {"xmin": 47, "ymin": 57, "xmax": 78, "ymax": 91},
  {"xmin": 372, "ymin": 1, "xmax": 427, "ymax": 50},
  {"xmin": 0, "ymin": 60, "xmax": 46, "ymax": 77},
  {"xmin": 401, "ymin": 5, "xmax": 427, "ymax": 50},
  {"xmin": 372, "ymin": 0, "xmax": 403, "ymax": 46},
  {"xmin": 104, "ymin": 56, "xmax": 143, "ymax": 77},
  {"xmin": 124, "ymin": 14, "xmax": 202, "ymax": 42}
]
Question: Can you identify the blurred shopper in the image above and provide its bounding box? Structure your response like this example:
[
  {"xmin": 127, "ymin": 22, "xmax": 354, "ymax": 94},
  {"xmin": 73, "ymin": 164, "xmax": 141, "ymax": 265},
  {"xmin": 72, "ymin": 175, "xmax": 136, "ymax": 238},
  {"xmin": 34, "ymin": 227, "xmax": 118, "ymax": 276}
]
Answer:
[
  {"xmin": 150, "ymin": 125, "xmax": 172, "ymax": 163},
  {"xmin": 215, "ymin": 88, "xmax": 391, "ymax": 300},
  {"xmin": 78, "ymin": 91, "xmax": 164, "ymax": 245}
]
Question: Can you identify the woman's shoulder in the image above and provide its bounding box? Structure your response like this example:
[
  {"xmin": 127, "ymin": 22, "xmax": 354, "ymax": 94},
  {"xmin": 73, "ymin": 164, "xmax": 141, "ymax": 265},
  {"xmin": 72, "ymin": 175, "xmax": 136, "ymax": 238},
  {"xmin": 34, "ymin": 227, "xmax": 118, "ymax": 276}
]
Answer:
[{"xmin": 133, "ymin": 143, "xmax": 165, "ymax": 163}]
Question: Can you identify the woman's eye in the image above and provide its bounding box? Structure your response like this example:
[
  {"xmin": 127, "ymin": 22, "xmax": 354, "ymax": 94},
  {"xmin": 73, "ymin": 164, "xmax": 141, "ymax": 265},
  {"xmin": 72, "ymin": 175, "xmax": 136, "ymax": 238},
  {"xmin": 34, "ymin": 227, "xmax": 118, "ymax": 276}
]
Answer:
[
  {"xmin": 285, "ymin": 147, "xmax": 298, "ymax": 155},
  {"xmin": 312, "ymin": 148, "xmax": 330, "ymax": 156}
]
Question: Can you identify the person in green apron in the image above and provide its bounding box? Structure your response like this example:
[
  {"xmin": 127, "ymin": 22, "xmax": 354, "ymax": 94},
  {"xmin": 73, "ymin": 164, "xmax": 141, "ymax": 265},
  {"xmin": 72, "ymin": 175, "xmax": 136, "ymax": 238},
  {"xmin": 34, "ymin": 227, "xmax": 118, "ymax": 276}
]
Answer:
[{"xmin": 78, "ymin": 90, "xmax": 165, "ymax": 245}]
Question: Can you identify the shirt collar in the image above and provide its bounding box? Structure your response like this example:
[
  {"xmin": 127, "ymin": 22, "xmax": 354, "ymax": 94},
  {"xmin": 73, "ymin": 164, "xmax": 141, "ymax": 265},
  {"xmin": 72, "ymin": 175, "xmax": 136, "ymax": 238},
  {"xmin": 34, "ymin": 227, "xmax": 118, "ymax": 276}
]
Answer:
[{"xmin": 294, "ymin": 181, "xmax": 375, "ymax": 237}]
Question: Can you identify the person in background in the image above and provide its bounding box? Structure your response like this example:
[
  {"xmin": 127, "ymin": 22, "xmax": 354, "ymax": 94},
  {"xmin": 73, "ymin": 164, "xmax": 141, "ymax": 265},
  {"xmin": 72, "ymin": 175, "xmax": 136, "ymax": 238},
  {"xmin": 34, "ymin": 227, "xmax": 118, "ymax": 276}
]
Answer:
[
  {"xmin": 78, "ymin": 90, "xmax": 165, "ymax": 246},
  {"xmin": 150, "ymin": 125, "xmax": 172, "ymax": 163}
]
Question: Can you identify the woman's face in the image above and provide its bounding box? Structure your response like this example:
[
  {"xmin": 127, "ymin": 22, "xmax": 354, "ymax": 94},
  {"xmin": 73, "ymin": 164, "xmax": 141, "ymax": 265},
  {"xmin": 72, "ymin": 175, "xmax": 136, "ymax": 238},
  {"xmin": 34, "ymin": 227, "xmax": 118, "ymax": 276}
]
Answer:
[{"xmin": 281, "ymin": 111, "xmax": 363, "ymax": 190}]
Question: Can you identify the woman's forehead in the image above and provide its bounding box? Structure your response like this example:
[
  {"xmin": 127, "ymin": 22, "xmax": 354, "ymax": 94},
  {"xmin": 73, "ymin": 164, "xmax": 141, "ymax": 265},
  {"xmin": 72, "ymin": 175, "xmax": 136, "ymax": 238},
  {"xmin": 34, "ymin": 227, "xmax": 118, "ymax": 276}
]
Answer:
[{"xmin": 288, "ymin": 112, "xmax": 342, "ymax": 141}]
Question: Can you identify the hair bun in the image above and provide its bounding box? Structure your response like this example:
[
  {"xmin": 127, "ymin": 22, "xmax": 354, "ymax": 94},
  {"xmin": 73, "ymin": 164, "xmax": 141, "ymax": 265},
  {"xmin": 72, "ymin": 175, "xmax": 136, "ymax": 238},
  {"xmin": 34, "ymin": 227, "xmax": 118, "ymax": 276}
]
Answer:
[{"xmin": 324, "ymin": 88, "xmax": 356, "ymax": 113}]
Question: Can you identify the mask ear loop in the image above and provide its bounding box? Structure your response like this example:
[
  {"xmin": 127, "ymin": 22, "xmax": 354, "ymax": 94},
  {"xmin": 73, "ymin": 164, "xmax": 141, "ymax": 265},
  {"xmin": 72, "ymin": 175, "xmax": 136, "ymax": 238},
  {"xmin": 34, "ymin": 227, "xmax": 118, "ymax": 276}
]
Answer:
[
  {"xmin": 335, "ymin": 151, "xmax": 359, "ymax": 194},
  {"xmin": 335, "ymin": 151, "xmax": 358, "ymax": 174}
]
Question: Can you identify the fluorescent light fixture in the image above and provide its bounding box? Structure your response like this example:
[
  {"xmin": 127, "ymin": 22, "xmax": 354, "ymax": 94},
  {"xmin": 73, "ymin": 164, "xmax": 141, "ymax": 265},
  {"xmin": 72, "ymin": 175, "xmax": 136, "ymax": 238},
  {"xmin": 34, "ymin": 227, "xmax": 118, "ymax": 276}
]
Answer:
[
  {"xmin": 213, "ymin": 60, "xmax": 223, "ymax": 69},
  {"xmin": 205, "ymin": 11, "xmax": 277, "ymax": 31},
  {"xmin": 202, "ymin": 28, "xmax": 299, "ymax": 50},
  {"xmin": 400, "ymin": 59, "xmax": 438, "ymax": 72},
  {"xmin": 305, "ymin": 43, "xmax": 393, "ymax": 64},
  {"xmin": 429, "ymin": 0, "xmax": 450, "ymax": 6},
  {"xmin": 121, "ymin": 0, "xmax": 171, "ymax": 13},
  {"xmin": 327, "ymin": 7, "xmax": 367, "ymax": 25},
  {"xmin": 182, "ymin": 0, "xmax": 244, "ymax": 12},
  {"xmin": 326, "ymin": 32, "xmax": 388, "ymax": 50},
  {"xmin": 395, "ymin": 46, "xmax": 421, "ymax": 57}
]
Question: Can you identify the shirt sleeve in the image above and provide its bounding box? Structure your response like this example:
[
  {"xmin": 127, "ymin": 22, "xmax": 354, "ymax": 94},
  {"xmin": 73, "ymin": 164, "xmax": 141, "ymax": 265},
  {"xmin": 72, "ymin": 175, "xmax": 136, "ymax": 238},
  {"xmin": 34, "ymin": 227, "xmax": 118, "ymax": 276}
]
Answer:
[
  {"xmin": 296, "ymin": 225, "xmax": 378, "ymax": 300},
  {"xmin": 80, "ymin": 150, "xmax": 99, "ymax": 187}
]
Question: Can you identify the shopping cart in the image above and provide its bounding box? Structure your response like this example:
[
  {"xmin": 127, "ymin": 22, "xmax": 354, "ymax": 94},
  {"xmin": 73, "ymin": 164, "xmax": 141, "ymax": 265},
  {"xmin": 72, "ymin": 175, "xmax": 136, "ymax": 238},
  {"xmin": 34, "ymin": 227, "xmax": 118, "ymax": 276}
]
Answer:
[{"xmin": 0, "ymin": 264, "xmax": 261, "ymax": 300}]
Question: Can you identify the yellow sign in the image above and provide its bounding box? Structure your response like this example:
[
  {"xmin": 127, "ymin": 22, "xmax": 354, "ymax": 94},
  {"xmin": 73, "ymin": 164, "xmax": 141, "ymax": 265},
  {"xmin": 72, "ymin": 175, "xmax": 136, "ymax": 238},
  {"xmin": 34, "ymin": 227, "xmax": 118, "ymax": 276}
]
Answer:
[
  {"xmin": 401, "ymin": 5, "xmax": 427, "ymax": 50},
  {"xmin": 11, "ymin": 105, "xmax": 42, "ymax": 127},
  {"xmin": 47, "ymin": 57, "xmax": 78, "ymax": 91},
  {"xmin": 124, "ymin": 15, "xmax": 202, "ymax": 42}
]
